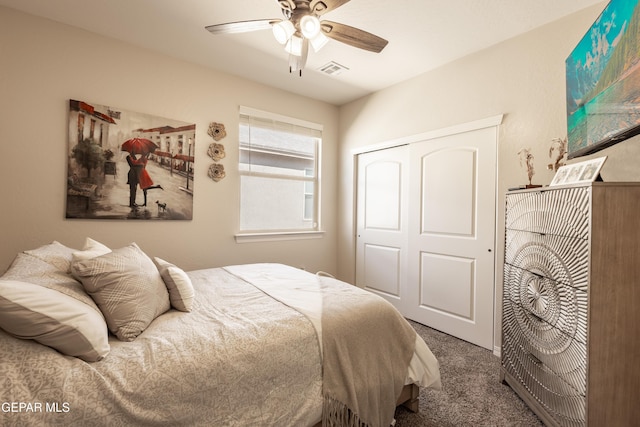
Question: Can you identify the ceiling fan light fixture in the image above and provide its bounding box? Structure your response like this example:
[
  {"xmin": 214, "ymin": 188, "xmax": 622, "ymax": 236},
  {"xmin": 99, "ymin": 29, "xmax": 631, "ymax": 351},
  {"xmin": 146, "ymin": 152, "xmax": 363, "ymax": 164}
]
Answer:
[
  {"xmin": 309, "ymin": 31, "xmax": 328, "ymax": 52},
  {"xmin": 285, "ymin": 35, "xmax": 304, "ymax": 56},
  {"xmin": 300, "ymin": 15, "xmax": 321, "ymax": 39},
  {"xmin": 289, "ymin": 38, "xmax": 309, "ymax": 75},
  {"xmin": 272, "ymin": 20, "xmax": 295, "ymax": 44}
]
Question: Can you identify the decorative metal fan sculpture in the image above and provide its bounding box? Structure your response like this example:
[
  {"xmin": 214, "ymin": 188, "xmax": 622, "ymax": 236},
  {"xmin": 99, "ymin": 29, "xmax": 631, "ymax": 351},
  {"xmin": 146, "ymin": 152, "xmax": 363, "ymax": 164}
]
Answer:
[{"xmin": 205, "ymin": 0, "xmax": 388, "ymax": 75}]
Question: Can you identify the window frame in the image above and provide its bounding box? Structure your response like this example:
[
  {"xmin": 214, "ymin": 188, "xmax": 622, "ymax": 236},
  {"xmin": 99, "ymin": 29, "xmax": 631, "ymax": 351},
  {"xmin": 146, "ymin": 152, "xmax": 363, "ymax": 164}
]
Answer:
[{"xmin": 235, "ymin": 106, "xmax": 323, "ymax": 242}]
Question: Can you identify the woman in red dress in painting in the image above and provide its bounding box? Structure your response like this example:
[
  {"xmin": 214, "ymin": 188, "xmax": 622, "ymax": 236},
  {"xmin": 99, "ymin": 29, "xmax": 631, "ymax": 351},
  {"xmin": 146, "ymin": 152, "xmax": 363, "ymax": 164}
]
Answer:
[{"xmin": 128, "ymin": 153, "xmax": 163, "ymax": 207}]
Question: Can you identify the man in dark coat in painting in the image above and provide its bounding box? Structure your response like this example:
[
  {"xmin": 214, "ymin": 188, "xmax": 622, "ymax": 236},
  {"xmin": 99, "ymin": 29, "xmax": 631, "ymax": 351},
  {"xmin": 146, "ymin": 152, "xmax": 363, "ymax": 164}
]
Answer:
[{"xmin": 126, "ymin": 153, "xmax": 143, "ymax": 208}]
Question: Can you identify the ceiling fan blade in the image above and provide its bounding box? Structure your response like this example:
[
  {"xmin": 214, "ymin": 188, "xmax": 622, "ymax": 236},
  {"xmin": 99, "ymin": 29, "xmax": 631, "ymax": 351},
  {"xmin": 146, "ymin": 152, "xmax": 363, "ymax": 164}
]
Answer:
[
  {"xmin": 320, "ymin": 21, "xmax": 388, "ymax": 53},
  {"xmin": 205, "ymin": 19, "xmax": 279, "ymax": 35},
  {"xmin": 310, "ymin": 0, "xmax": 351, "ymax": 15}
]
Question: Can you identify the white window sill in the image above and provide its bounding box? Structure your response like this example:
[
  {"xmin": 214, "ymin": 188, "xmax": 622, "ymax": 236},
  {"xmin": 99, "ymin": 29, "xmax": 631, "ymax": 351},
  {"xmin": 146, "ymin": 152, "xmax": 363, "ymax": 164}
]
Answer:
[{"xmin": 235, "ymin": 230, "xmax": 325, "ymax": 243}]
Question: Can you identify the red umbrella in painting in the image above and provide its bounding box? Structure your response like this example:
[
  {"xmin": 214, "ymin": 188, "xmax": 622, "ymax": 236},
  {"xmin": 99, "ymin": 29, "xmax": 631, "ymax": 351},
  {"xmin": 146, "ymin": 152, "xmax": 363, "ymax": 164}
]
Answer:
[{"xmin": 121, "ymin": 137, "xmax": 158, "ymax": 155}]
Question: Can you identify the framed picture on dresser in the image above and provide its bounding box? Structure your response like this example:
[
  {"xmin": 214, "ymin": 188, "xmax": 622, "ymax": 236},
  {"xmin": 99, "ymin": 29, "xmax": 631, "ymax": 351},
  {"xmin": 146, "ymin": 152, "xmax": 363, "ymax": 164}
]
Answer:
[{"xmin": 550, "ymin": 156, "xmax": 606, "ymax": 186}]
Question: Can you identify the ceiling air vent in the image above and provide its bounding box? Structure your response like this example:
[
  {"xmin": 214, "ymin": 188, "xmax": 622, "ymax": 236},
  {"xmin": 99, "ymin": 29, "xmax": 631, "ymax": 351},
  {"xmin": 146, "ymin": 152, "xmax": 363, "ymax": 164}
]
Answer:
[{"xmin": 319, "ymin": 61, "xmax": 349, "ymax": 76}]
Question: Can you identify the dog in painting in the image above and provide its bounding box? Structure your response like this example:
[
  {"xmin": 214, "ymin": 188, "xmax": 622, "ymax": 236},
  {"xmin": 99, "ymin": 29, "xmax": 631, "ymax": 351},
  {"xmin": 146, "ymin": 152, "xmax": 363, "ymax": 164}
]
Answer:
[{"xmin": 155, "ymin": 200, "xmax": 167, "ymax": 213}]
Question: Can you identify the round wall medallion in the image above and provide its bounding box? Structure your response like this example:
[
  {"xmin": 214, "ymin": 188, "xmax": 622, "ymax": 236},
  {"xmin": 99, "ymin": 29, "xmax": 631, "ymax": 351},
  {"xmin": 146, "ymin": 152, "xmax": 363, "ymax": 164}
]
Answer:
[
  {"xmin": 208, "ymin": 163, "xmax": 226, "ymax": 182},
  {"xmin": 208, "ymin": 122, "xmax": 227, "ymax": 141},
  {"xmin": 207, "ymin": 143, "xmax": 226, "ymax": 161}
]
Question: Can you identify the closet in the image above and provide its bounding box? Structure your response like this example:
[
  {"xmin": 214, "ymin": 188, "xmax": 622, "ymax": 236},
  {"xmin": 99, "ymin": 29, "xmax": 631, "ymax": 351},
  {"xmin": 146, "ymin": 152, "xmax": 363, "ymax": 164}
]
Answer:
[{"xmin": 355, "ymin": 116, "xmax": 500, "ymax": 349}]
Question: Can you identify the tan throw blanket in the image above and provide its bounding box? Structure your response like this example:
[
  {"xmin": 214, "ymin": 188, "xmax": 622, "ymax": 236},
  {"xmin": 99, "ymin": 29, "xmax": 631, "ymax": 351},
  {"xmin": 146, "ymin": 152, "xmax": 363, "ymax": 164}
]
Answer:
[
  {"xmin": 319, "ymin": 274, "xmax": 416, "ymax": 427},
  {"xmin": 223, "ymin": 264, "xmax": 417, "ymax": 427}
]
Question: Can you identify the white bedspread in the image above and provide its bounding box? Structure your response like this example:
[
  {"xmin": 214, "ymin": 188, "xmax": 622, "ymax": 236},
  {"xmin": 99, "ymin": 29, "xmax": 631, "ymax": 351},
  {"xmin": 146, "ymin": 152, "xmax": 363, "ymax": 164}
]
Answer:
[
  {"xmin": 1, "ymin": 267, "xmax": 323, "ymax": 426},
  {"xmin": 0, "ymin": 264, "xmax": 440, "ymax": 427}
]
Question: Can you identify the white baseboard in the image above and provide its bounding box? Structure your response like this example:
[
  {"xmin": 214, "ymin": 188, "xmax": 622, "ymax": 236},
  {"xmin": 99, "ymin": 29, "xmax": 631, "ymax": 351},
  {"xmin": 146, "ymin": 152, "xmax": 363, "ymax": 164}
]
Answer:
[{"xmin": 493, "ymin": 345, "xmax": 501, "ymax": 358}]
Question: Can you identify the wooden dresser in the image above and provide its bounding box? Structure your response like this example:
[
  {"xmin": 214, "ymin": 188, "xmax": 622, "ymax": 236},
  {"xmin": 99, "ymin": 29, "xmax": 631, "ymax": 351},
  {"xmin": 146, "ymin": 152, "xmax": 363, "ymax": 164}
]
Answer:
[{"xmin": 501, "ymin": 183, "xmax": 640, "ymax": 426}]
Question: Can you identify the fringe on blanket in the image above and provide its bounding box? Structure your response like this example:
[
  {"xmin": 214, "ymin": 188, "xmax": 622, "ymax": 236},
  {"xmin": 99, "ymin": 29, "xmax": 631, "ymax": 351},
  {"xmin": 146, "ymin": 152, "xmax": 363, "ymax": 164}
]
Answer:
[{"xmin": 322, "ymin": 395, "xmax": 369, "ymax": 427}]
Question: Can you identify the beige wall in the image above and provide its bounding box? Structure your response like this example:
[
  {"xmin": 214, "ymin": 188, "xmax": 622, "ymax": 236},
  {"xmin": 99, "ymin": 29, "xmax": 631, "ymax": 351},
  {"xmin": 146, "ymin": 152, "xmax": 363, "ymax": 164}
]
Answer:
[
  {"xmin": 3, "ymin": 4, "xmax": 639, "ymax": 351},
  {"xmin": 0, "ymin": 7, "xmax": 339, "ymax": 274},
  {"xmin": 336, "ymin": 2, "xmax": 640, "ymax": 350}
]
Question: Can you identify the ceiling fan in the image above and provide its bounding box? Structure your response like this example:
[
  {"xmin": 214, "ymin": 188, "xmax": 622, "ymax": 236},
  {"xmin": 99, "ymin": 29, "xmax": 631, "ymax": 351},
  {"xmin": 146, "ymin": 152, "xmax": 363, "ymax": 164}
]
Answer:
[{"xmin": 205, "ymin": 0, "xmax": 388, "ymax": 75}]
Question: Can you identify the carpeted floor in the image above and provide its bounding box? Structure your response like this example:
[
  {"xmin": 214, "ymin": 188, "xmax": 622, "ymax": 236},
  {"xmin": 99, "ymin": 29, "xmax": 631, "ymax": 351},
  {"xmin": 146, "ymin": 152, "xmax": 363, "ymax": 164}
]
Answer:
[{"xmin": 393, "ymin": 321, "xmax": 544, "ymax": 427}]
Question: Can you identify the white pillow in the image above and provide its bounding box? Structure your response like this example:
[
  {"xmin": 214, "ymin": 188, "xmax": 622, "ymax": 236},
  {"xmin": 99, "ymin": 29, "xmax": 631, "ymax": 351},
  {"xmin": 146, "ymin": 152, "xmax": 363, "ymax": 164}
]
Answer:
[
  {"xmin": 154, "ymin": 257, "xmax": 195, "ymax": 312},
  {"xmin": 72, "ymin": 243, "xmax": 170, "ymax": 341},
  {"xmin": 0, "ymin": 279, "xmax": 110, "ymax": 362},
  {"xmin": 72, "ymin": 237, "xmax": 111, "ymax": 261},
  {"xmin": 1, "ymin": 253, "xmax": 102, "ymax": 316},
  {"xmin": 24, "ymin": 241, "xmax": 76, "ymax": 273}
]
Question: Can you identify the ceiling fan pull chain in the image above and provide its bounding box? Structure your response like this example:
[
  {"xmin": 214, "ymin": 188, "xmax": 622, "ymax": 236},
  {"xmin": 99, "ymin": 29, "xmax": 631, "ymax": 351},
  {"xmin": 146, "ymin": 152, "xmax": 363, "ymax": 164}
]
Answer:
[{"xmin": 287, "ymin": 66, "xmax": 302, "ymax": 77}]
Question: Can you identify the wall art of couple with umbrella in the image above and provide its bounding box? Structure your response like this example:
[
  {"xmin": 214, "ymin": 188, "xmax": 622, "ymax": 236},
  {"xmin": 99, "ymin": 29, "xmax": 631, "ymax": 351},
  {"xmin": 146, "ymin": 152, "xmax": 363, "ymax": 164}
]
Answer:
[{"xmin": 66, "ymin": 99, "xmax": 195, "ymax": 220}]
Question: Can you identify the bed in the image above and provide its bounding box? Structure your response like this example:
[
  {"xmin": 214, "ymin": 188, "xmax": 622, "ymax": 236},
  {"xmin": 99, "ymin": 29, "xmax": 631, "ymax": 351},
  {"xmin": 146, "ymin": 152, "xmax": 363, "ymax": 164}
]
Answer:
[{"xmin": 0, "ymin": 239, "xmax": 441, "ymax": 427}]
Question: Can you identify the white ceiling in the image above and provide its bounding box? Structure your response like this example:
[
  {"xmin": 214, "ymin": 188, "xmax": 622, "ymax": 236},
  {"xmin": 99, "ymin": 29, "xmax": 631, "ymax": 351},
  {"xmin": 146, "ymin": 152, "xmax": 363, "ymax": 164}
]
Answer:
[{"xmin": 0, "ymin": 0, "xmax": 605, "ymax": 105}]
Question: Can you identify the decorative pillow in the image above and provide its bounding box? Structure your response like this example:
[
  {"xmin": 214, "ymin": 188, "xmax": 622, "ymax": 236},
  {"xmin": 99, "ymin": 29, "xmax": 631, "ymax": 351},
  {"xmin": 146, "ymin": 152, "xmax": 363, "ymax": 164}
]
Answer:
[
  {"xmin": 24, "ymin": 241, "xmax": 76, "ymax": 273},
  {"xmin": 70, "ymin": 237, "xmax": 112, "ymax": 279},
  {"xmin": 72, "ymin": 243, "xmax": 170, "ymax": 341},
  {"xmin": 154, "ymin": 257, "xmax": 195, "ymax": 312},
  {"xmin": 71, "ymin": 237, "xmax": 111, "ymax": 262},
  {"xmin": 0, "ymin": 279, "xmax": 110, "ymax": 362},
  {"xmin": 1, "ymin": 253, "xmax": 102, "ymax": 316}
]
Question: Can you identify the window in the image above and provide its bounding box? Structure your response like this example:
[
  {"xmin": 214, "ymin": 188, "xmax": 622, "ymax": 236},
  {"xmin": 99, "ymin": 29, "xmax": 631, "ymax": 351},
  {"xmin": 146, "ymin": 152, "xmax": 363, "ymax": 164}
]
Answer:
[{"xmin": 239, "ymin": 107, "xmax": 321, "ymax": 235}]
